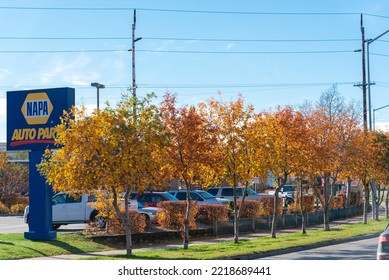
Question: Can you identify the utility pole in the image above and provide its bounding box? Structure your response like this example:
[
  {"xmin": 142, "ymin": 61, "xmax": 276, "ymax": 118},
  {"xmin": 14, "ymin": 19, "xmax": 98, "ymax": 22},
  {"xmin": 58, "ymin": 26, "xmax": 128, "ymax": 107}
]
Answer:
[
  {"xmin": 361, "ymin": 14, "xmax": 368, "ymax": 132},
  {"xmin": 130, "ymin": 9, "xmax": 142, "ymax": 99}
]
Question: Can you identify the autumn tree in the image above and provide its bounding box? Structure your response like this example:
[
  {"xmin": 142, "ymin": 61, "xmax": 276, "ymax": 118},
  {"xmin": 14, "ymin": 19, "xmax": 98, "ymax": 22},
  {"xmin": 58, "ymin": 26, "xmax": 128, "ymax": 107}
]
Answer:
[
  {"xmin": 39, "ymin": 94, "xmax": 167, "ymax": 256},
  {"xmin": 368, "ymin": 132, "xmax": 389, "ymax": 220},
  {"xmin": 200, "ymin": 94, "xmax": 261, "ymax": 243},
  {"xmin": 254, "ymin": 106, "xmax": 312, "ymax": 238},
  {"xmin": 0, "ymin": 151, "xmax": 29, "ymax": 206},
  {"xmin": 304, "ymin": 85, "xmax": 360, "ymax": 230},
  {"xmin": 160, "ymin": 92, "xmax": 217, "ymax": 249}
]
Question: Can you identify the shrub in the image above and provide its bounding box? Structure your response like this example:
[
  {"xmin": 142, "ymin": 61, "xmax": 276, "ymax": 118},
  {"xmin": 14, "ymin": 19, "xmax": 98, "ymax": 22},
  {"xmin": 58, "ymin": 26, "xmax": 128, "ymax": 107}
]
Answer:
[
  {"xmin": 196, "ymin": 204, "xmax": 228, "ymax": 225},
  {"xmin": 157, "ymin": 201, "xmax": 197, "ymax": 231},
  {"xmin": 331, "ymin": 194, "xmax": 346, "ymax": 209},
  {"xmin": 0, "ymin": 201, "xmax": 8, "ymax": 214},
  {"xmin": 258, "ymin": 196, "xmax": 283, "ymax": 216},
  {"xmin": 237, "ymin": 200, "xmax": 261, "ymax": 218},
  {"xmin": 288, "ymin": 194, "xmax": 315, "ymax": 214},
  {"xmin": 9, "ymin": 203, "xmax": 26, "ymax": 214},
  {"xmin": 107, "ymin": 210, "xmax": 147, "ymax": 234},
  {"xmin": 349, "ymin": 191, "xmax": 361, "ymax": 206}
]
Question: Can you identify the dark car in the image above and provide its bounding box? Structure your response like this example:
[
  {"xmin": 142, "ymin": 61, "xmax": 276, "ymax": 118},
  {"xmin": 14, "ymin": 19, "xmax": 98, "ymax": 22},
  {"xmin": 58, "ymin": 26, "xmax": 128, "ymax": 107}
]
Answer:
[
  {"xmin": 136, "ymin": 191, "xmax": 179, "ymax": 207},
  {"xmin": 169, "ymin": 189, "xmax": 230, "ymax": 205},
  {"xmin": 377, "ymin": 223, "xmax": 389, "ymax": 260}
]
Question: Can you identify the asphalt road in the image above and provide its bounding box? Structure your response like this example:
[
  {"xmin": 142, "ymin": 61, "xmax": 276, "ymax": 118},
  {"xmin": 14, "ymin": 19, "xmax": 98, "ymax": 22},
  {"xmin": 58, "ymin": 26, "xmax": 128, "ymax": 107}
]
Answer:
[
  {"xmin": 0, "ymin": 215, "xmax": 86, "ymax": 233},
  {"xmin": 257, "ymin": 236, "xmax": 378, "ymax": 260}
]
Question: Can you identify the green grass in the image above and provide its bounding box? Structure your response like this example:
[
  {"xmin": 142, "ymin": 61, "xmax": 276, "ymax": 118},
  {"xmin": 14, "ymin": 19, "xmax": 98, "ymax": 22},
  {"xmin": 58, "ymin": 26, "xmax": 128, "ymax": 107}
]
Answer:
[
  {"xmin": 0, "ymin": 233, "xmax": 123, "ymax": 260},
  {"xmin": 87, "ymin": 219, "xmax": 388, "ymax": 260},
  {"xmin": 0, "ymin": 219, "xmax": 387, "ymax": 260}
]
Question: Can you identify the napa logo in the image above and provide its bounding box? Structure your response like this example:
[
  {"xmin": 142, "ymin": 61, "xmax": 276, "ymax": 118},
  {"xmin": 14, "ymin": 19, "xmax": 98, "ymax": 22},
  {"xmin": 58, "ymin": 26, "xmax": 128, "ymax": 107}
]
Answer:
[{"xmin": 21, "ymin": 92, "xmax": 53, "ymax": 125}]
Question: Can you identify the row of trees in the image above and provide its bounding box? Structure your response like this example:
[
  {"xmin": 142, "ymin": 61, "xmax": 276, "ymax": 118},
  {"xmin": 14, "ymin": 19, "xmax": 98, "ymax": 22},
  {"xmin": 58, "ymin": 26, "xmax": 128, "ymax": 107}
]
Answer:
[{"xmin": 39, "ymin": 86, "xmax": 389, "ymax": 256}]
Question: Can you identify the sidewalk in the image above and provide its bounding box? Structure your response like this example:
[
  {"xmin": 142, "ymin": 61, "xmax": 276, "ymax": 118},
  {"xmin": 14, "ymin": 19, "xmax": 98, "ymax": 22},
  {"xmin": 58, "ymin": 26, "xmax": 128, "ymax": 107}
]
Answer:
[{"xmin": 25, "ymin": 215, "xmax": 373, "ymax": 260}]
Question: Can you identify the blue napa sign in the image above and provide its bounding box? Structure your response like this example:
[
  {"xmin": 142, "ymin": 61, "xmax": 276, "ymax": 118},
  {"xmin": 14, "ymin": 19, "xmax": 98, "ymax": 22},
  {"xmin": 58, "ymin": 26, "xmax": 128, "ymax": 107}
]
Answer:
[
  {"xmin": 7, "ymin": 87, "xmax": 75, "ymax": 150},
  {"xmin": 7, "ymin": 87, "xmax": 75, "ymax": 240}
]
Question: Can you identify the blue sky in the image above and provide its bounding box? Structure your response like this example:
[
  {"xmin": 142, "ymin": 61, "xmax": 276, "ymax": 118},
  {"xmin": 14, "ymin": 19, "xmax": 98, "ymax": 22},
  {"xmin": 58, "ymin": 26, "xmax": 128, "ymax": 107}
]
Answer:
[{"xmin": 1, "ymin": 0, "xmax": 389, "ymax": 142}]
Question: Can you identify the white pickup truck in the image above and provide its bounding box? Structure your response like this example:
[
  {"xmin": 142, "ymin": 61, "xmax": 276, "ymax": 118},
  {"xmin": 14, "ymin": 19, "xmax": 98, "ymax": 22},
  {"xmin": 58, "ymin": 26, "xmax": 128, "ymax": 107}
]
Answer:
[
  {"xmin": 23, "ymin": 192, "xmax": 102, "ymax": 229},
  {"xmin": 23, "ymin": 192, "xmax": 157, "ymax": 229}
]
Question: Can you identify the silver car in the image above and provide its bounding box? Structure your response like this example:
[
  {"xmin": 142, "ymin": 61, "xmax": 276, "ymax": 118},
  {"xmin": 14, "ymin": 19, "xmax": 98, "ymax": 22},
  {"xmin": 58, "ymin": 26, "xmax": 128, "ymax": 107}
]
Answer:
[
  {"xmin": 169, "ymin": 190, "xmax": 230, "ymax": 205},
  {"xmin": 377, "ymin": 223, "xmax": 389, "ymax": 260}
]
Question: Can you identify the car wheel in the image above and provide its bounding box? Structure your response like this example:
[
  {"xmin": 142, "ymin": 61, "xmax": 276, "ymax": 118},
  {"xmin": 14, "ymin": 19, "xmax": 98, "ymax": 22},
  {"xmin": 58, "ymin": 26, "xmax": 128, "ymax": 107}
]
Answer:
[
  {"xmin": 52, "ymin": 224, "xmax": 61, "ymax": 230},
  {"xmin": 95, "ymin": 216, "xmax": 106, "ymax": 228}
]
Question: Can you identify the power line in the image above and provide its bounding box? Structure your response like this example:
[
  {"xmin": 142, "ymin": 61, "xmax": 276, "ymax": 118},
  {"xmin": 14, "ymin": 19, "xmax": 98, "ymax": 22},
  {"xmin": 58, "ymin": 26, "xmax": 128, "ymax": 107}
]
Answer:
[
  {"xmin": 137, "ymin": 49, "xmax": 355, "ymax": 55},
  {"xmin": 0, "ymin": 6, "xmax": 387, "ymax": 19},
  {"xmin": 0, "ymin": 49, "xmax": 359, "ymax": 54},
  {"xmin": 142, "ymin": 37, "xmax": 360, "ymax": 43},
  {"xmin": 0, "ymin": 36, "xmax": 361, "ymax": 42}
]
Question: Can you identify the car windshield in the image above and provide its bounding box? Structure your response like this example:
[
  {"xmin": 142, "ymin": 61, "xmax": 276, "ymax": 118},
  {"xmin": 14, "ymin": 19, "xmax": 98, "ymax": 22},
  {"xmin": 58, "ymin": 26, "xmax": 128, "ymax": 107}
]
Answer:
[
  {"xmin": 138, "ymin": 202, "xmax": 145, "ymax": 208},
  {"xmin": 207, "ymin": 189, "xmax": 218, "ymax": 196},
  {"xmin": 162, "ymin": 192, "xmax": 179, "ymax": 201},
  {"xmin": 283, "ymin": 185, "xmax": 295, "ymax": 192},
  {"xmin": 197, "ymin": 191, "xmax": 215, "ymax": 199},
  {"xmin": 246, "ymin": 188, "xmax": 256, "ymax": 195}
]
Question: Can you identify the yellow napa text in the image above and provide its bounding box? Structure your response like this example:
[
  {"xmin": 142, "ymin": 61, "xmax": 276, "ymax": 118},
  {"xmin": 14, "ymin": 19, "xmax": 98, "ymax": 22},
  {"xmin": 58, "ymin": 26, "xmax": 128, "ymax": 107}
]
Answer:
[{"xmin": 11, "ymin": 127, "xmax": 57, "ymax": 141}]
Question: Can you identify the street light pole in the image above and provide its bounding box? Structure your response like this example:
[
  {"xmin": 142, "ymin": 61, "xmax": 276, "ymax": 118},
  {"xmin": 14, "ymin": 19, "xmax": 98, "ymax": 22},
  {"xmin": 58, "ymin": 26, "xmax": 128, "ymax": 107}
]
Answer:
[
  {"xmin": 91, "ymin": 82, "xmax": 105, "ymax": 110},
  {"xmin": 366, "ymin": 27, "xmax": 389, "ymax": 130},
  {"xmin": 373, "ymin": 104, "xmax": 389, "ymax": 130}
]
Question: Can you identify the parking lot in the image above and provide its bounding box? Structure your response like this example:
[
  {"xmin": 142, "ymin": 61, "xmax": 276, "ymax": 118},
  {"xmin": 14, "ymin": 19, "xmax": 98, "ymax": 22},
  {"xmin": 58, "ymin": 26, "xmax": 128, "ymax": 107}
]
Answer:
[{"xmin": 0, "ymin": 215, "xmax": 85, "ymax": 233}]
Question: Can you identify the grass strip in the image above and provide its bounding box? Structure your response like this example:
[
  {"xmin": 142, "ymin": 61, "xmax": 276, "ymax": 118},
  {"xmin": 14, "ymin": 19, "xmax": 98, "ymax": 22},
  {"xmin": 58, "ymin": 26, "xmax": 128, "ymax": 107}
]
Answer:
[
  {"xmin": 0, "ymin": 233, "xmax": 123, "ymax": 260},
  {"xmin": 85, "ymin": 219, "xmax": 388, "ymax": 260},
  {"xmin": 0, "ymin": 219, "xmax": 387, "ymax": 260}
]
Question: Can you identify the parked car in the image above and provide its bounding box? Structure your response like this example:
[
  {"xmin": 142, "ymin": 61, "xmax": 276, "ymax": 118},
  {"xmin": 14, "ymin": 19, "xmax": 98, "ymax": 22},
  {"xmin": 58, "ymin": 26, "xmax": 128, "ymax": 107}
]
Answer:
[
  {"xmin": 137, "ymin": 202, "xmax": 160, "ymax": 222},
  {"xmin": 169, "ymin": 189, "xmax": 230, "ymax": 205},
  {"xmin": 24, "ymin": 191, "xmax": 159, "ymax": 229},
  {"xmin": 377, "ymin": 223, "xmax": 389, "ymax": 260},
  {"xmin": 207, "ymin": 186, "xmax": 271, "ymax": 201},
  {"xmin": 136, "ymin": 191, "xmax": 179, "ymax": 207},
  {"xmin": 23, "ymin": 192, "xmax": 101, "ymax": 230},
  {"xmin": 279, "ymin": 185, "xmax": 296, "ymax": 198}
]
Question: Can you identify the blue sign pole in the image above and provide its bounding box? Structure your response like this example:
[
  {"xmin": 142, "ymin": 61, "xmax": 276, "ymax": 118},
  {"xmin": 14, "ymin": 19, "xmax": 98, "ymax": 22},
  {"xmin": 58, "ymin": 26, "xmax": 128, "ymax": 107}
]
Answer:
[
  {"xmin": 24, "ymin": 150, "xmax": 56, "ymax": 240},
  {"xmin": 7, "ymin": 87, "xmax": 75, "ymax": 241}
]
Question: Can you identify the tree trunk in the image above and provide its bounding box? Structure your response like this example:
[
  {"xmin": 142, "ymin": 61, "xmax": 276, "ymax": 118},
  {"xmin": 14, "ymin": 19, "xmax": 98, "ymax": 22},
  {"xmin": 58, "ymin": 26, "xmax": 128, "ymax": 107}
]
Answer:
[
  {"xmin": 371, "ymin": 179, "xmax": 378, "ymax": 220},
  {"xmin": 183, "ymin": 189, "xmax": 191, "ymax": 250},
  {"xmin": 271, "ymin": 189, "xmax": 279, "ymax": 238},
  {"xmin": 124, "ymin": 217, "xmax": 133, "ymax": 256},
  {"xmin": 112, "ymin": 188, "xmax": 133, "ymax": 256},
  {"xmin": 346, "ymin": 177, "xmax": 352, "ymax": 208},
  {"xmin": 323, "ymin": 176, "xmax": 331, "ymax": 231},
  {"xmin": 233, "ymin": 188, "xmax": 239, "ymax": 243},
  {"xmin": 299, "ymin": 182, "xmax": 306, "ymax": 234},
  {"xmin": 385, "ymin": 189, "xmax": 389, "ymax": 219},
  {"xmin": 363, "ymin": 187, "xmax": 370, "ymax": 224},
  {"xmin": 323, "ymin": 206, "xmax": 330, "ymax": 231}
]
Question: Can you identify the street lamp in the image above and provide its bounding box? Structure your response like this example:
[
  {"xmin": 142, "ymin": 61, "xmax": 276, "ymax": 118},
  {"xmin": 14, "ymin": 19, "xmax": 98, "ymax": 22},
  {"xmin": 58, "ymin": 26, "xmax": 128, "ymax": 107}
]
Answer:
[
  {"xmin": 366, "ymin": 28, "xmax": 389, "ymax": 130},
  {"xmin": 373, "ymin": 104, "xmax": 389, "ymax": 131},
  {"xmin": 91, "ymin": 82, "xmax": 105, "ymax": 110}
]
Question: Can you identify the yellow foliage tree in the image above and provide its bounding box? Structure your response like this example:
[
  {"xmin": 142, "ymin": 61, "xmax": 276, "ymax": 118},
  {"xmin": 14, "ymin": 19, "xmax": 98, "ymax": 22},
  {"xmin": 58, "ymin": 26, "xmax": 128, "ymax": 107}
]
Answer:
[
  {"xmin": 39, "ymin": 94, "xmax": 168, "ymax": 256},
  {"xmin": 253, "ymin": 106, "xmax": 313, "ymax": 238}
]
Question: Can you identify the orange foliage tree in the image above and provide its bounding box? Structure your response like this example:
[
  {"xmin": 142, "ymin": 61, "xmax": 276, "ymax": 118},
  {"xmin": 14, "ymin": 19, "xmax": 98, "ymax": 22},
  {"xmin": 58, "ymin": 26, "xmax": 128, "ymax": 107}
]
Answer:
[
  {"xmin": 200, "ymin": 94, "xmax": 263, "ymax": 243},
  {"xmin": 160, "ymin": 92, "xmax": 218, "ymax": 249}
]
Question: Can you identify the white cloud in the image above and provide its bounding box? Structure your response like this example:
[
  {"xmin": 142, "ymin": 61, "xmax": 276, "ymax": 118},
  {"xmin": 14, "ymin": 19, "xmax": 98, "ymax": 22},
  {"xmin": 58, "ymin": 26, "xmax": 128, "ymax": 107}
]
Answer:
[
  {"xmin": 0, "ymin": 69, "xmax": 10, "ymax": 82},
  {"xmin": 375, "ymin": 121, "xmax": 389, "ymax": 132},
  {"xmin": 0, "ymin": 97, "xmax": 6, "ymax": 142}
]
